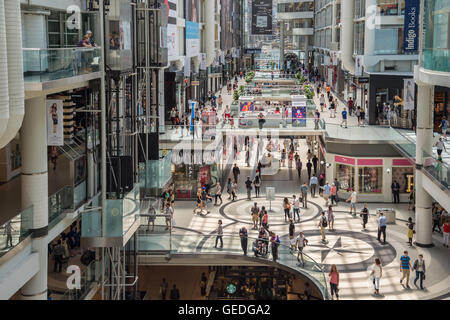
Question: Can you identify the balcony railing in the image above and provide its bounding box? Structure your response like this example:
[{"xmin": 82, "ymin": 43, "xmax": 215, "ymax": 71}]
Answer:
[
  {"xmin": 23, "ymin": 47, "xmax": 102, "ymax": 83},
  {"xmin": 0, "ymin": 206, "xmax": 33, "ymax": 257}
]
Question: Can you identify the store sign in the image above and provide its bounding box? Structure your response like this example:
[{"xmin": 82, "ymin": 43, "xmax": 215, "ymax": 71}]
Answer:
[
  {"xmin": 334, "ymin": 155, "xmax": 355, "ymax": 165},
  {"xmin": 191, "ymin": 81, "xmax": 200, "ymax": 86},
  {"xmin": 251, "ymin": 0, "xmax": 273, "ymax": 35},
  {"xmin": 46, "ymin": 99, "xmax": 64, "ymax": 146},
  {"xmin": 403, "ymin": 78, "xmax": 415, "ymax": 110},
  {"xmin": 355, "ymin": 56, "xmax": 363, "ymax": 77},
  {"xmin": 403, "ymin": 0, "xmax": 420, "ymax": 52},
  {"xmin": 357, "ymin": 77, "xmax": 369, "ymax": 84}
]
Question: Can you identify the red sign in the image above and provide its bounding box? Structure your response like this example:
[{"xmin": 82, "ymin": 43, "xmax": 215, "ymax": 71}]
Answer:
[
  {"xmin": 334, "ymin": 155, "xmax": 355, "ymax": 165},
  {"xmin": 199, "ymin": 166, "xmax": 211, "ymax": 186},
  {"xmin": 392, "ymin": 159, "xmax": 414, "ymax": 166},
  {"xmin": 357, "ymin": 159, "xmax": 383, "ymax": 166}
]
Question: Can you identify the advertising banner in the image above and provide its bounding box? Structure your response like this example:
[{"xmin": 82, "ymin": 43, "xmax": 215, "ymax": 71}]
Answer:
[
  {"xmin": 186, "ymin": 21, "xmax": 200, "ymax": 57},
  {"xmin": 403, "ymin": 78, "xmax": 415, "ymax": 110},
  {"xmin": 220, "ymin": 51, "xmax": 225, "ymax": 64},
  {"xmin": 167, "ymin": 24, "xmax": 177, "ymax": 60},
  {"xmin": 200, "ymin": 53, "xmax": 207, "ymax": 70},
  {"xmin": 403, "ymin": 0, "xmax": 420, "ymax": 52},
  {"xmin": 46, "ymin": 99, "xmax": 64, "ymax": 146},
  {"xmin": 292, "ymin": 106, "xmax": 307, "ymax": 127},
  {"xmin": 184, "ymin": 56, "xmax": 191, "ymax": 77},
  {"xmin": 252, "ymin": 0, "xmax": 273, "ymax": 35},
  {"xmin": 239, "ymin": 101, "xmax": 254, "ymax": 112},
  {"xmin": 355, "ymin": 55, "xmax": 363, "ymax": 77}
]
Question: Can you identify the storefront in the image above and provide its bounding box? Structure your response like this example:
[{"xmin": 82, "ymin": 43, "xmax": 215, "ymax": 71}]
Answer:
[
  {"xmin": 326, "ymin": 154, "xmax": 414, "ymax": 202},
  {"xmin": 433, "ymin": 86, "xmax": 450, "ymax": 133}
]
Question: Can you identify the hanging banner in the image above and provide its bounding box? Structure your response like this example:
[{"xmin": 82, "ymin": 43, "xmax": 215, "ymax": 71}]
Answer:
[
  {"xmin": 292, "ymin": 106, "xmax": 307, "ymax": 127},
  {"xmin": 46, "ymin": 99, "xmax": 64, "ymax": 146},
  {"xmin": 184, "ymin": 56, "xmax": 191, "ymax": 77},
  {"xmin": 200, "ymin": 53, "xmax": 207, "ymax": 70},
  {"xmin": 252, "ymin": 0, "xmax": 273, "ymax": 35},
  {"xmin": 403, "ymin": 78, "xmax": 415, "ymax": 110},
  {"xmin": 403, "ymin": 0, "xmax": 420, "ymax": 52},
  {"xmin": 355, "ymin": 55, "xmax": 363, "ymax": 77},
  {"xmin": 220, "ymin": 51, "xmax": 225, "ymax": 64},
  {"xmin": 239, "ymin": 101, "xmax": 254, "ymax": 112}
]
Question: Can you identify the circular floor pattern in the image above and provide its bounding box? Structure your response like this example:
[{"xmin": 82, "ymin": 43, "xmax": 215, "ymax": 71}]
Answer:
[
  {"xmin": 279, "ymin": 229, "xmax": 397, "ymax": 273},
  {"xmin": 219, "ymin": 197, "xmax": 323, "ymax": 227}
]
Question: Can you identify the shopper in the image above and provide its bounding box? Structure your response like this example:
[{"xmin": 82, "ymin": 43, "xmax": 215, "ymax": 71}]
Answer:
[
  {"xmin": 361, "ymin": 203, "xmax": 369, "ymax": 230},
  {"xmin": 306, "ymin": 160, "xmax": 312, "ymax": 181},
  {"xmin": 226, "ymin": 178, "xmax": 232, "ymax": 200},
  {"xmin": 319, "ymin": 94, "xmax": 325, "ymax": 112},
  {"xmin": 288, "ymin": 219, "xmax": 295, "ymax": 245},
  {"xmin": 231, "ymin": 180, "xmax": 238, "ymax": 201},
  {"xmin": 312, "ymin": 155, "xmax": 319, "ymax": 174},
  {"xmin": 400, "ymin": 250, "xmax": 412, "ymax": 288},
  {"xmin": 232, "ymin": 163, "xmax": 240, "ymax": 183},
  {"xmin": 406, "ymin": 217, "xmax": 415, "ymax": 246},
  {"xmin": 327, "ymin": 205, "xmax": 335, "ymax": 231},
  {"xmin": 377, "ymin": 212, "xmax": 387, "ymax": 244},
  {"xmin": 4, "ymin": 221, "xmax": 14, "ymax": 248},
  {"xmin": 432, "ymin": 207, "xmax": 442, "ymax": 233},
  {"xmin": 322, "ymin": 181, "xmax": 331, "ymax": 206},
  {"xmin": 391, "ymin": 180, "xmax": 400, "ymax": 203},
  {"xmin": 239, "ymin": 226, "xmax": 248, "ymax": 256},
  {"xmin": 259, "ymin": 206, "xmax": 267, "ymax": 228},
  {"xmin": 160, "ymin": 278, "xmax": 168, "ymax": 300},
  {"xmin": 443, "ymin": 219, "xmax": 450, "ymax": 248},
  {"xmin": 215, "ymin": 220, "xmax": 223, "ymax": 249},
  {"xmin": 214, "ymin": 182, "xmax": 223, "ymax": 206},
  {"xmin": 281, "ymin": 148, "xmax": 286, "ymax": 167},
  {"xmin": 201, "ymin": 187, "xmax": 212, "ymax": 214},
  {"xmin": 295, "ymin": 157, "xmax": 302, "ymax": 182},
  {"xmin": 329, "ymin": 264, "xmax": 340, "ymax": 300},
  {"xmin": 245, "ymin": 177, "xmax": 253, "ymax": 200},
  {"xmin": 165, "ymin": 202, "xmax": 174, "ymax": 230},
  {"xmin": 340, "ymin": 107, "xmax": 348, "ymax": 128},
  {"xmin": 253, "ymin": 175, "xmax": 261, "ymax": 198},
  {"xmin": 52, "ymin": 240, "xmax": 65, "ymax": 273},
  {"xmin": 318, "ymin": 211, "xmax": 327, "ymax": 243},
  {"xmin": 292, "ymin": 195, "xmax": 300, "ymax": 221},
  {"xmin": 258, "ymin": 112, "xmax": 266, "ymax": 130},
  {"xmin": 314, "ymin": 109, "xmax": 320, "ymax": 130},
  {"xmin": 309, "ymin": 174, "xmax": 318, "ymax": 197},
  {"xmin": 283, "ymin": 197, "xmax": 291, "ymax": 221},
  {"xmin": 330, "ymin": 183, "xmax": 338, "ymax": 206},
  {"xmin": 300, "ymin": 183, "xmax": 308, "ymax": 208},
  {"xmin": 262, "ymin": 211, "xmax": 269, "ymax": 230},
  {"xmin": 296, "ymin": 231, "xmax": 308, "ymax": 264},
  {"xmin": 270, "ymin": 232, "xmax": 280, "ymax": 262},
  {"xmin": 251, "ymin": 203, "xmax": 260, "ymax": 230},
  {"xmin": 435, "ymin": 137, "xmax": 447, "ymax": 156},
  {"xmin": 413, "ymin": 254, "xmax": 426, "ymax": 290},
  {"xmin": 370, "ymin": 258, "xmax": 383, "ymax": 295},
  {"xmin": 346, "ymin": 189, "xmax": 357, "ymax": 216},
  {"xmin": 170, "ymin": 284, "xmax": 180, "ymax": 300}
]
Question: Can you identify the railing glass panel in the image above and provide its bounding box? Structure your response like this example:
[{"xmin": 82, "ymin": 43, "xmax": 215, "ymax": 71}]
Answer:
[{"xmin": 0, "ymin": 206, "xmax": 33, "ymax": 257}]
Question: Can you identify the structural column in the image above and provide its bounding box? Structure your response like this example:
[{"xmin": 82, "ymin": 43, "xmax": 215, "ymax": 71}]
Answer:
[
  {"xmin": 331, "ymin": 1, "xmax": 337, "ymax": 43},
  {"xmin": 415, "ymin": 82, "xmax": 434, "ymax": 247},
  {"xmin": 20, "ymin": 96, "xmax": 49, "ymax": 299},
  {"xmin": 280, "ymin": 21, "xmax": 285, "ymax": 70}
]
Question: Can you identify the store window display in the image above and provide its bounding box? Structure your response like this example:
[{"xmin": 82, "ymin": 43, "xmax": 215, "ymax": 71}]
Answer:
[
  {"xmin": 336, "ymin": 164, "xmax": 355, "ymax": 191},
  {"xmin": 358, "ymin": 167, "xmax": 383, "ymax": 193},
  {"xmin": 392, "ymin": 167, "xmax": 414, "ymax": 193}
]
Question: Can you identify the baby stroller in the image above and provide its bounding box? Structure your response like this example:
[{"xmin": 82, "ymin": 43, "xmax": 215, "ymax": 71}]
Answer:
[{"xmin": 252, "ymin": 239, "xmax": 269, "ymax": 258}]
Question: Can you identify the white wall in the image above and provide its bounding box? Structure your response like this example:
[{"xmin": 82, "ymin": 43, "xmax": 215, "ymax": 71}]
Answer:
[{"xmin": 21, "ymin": 0, "xmax": 82, "ymax": 11}]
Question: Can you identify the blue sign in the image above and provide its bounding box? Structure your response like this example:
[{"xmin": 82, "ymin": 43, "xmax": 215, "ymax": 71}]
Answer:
[
  {"xmin": 186, "ymin": 21, "xmax": 199, "ymax": 39},
  {"xmin": 292, "ymin": 106, "xmax": 306, "ymax": 127},
  {"xmin": 403, "ymin": 0, "xmax": 420, "ymax": 52}
]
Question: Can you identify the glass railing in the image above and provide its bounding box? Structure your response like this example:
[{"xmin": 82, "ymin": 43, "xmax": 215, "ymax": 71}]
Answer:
[
  {"xmin": 23, "ymin": 47, "xmax": 102, "ymax": 83},
  {"xmin": 138, "ymin": 151, "xmax": 173, "ymax": 190},
  {"xmin": 48, "ymin": 186, "xmax": 74, "ymax": 229},
  {"xmin": 0, "ymin": 206, "xmax": 33, "ymax": 257},
  {"xmin": 423, "ymin": 48, "xmax": 450, "ymax": 73},
  {"xmin": 422, "ymin": 150, "xmax": 450, "ymax": 190},
  {"xmin": 60, "ymin": 257, "xmax": 102, "ymax": 300},
  {"xmin": 134, "ymin": 232, "xmax": 329, "ymax": 299}
]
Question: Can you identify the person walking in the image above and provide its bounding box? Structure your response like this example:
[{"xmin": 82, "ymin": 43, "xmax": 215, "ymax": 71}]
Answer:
[
  {"xmin": 443, "ymin": 219, "xmax": 450, "ymax": 248},
  {"xmin": 309, "ymin": 174, "xmax": 318, "ymax": 198},
  {"xmin": 318, "ymin": 211, "xmax": 328, "ymax": 243},
  {"xmin": 245, "ymin": 177, "xmax": 253, "ymax": 200},
  {"xmin": 295, "ymin": 157, "xmax": 302, "ymax": 182},
  {"xmin": 288, "ymin": 219, "xmax": 295, "ymax": 249},
  {"xmin": 322, "ymin": 181, "xmax": 331, "ymax": 206},
  {"xmin": 262, "ymin": 210, "xmax": 269, "ymax": 230},
  {"xmin": 4, "ymin": 221, "xmax": 14, "ymax": 248},
  {"xmin": 214, "ymin": 182, "xmax": 223, "ymax": 206},
  {"xmin": 232, "ymin": 163, "xmax": 240, "ymax": 183},
  {"xmin": 435, "ymin": 137, "xmax": 447, "ymax": 156},
  {"xmin": 253, "ymin": 175, "xmax": 261, "ymax": 198},
  {"xmin": 270, "ymin": 231, "xmax": 280, "ymax": 262},
  {"xmin": 377, "ymin": 211, "xmax": 387, "ymax": 244},
  {"xmin": 346, "ymin": 189, "xmax": 357, "ymax": 216},
  {"xmin": 370, "ymin": 258, "xmax": 383, "ymax": 295},
  {"xmin": 259, "ymin": 206, "xmax": 267, "ymax": 228},
  {"xmin": 301, "ymin": 183, "xmax": 308, "ymax": 208},
  {"xmin": 170, "ymin": 284, "xmax": 180, "ymax": 300},
  {"xmin": 312, "ymin": 155, "xmax": 319, "ymax": 174},
  {"xmin": 327, "ymin": 205, "xmax": 335, "ymax": 231},
  {"xmin": 258, "ymin": 112, "xmax": 266, "ymax": 130},
  {"xmin": 407, "ymin": 217, "xmax": 415, "ymax": 247},
  {"xmin": 319, "ymin": 94, "xmax": 325, "ymax": 112},
  {"xmin": 329, "ymin": 264, "xmax": 340, "ymax": 300},
  {"xmin": 306, "ymin": 160, "xmax": 312, "ymax": 181},
  {"xmin": 400, "ymin": 250, "xmax": 413, "ymax": 289},
  {"xmin": 340, "ymin": 107, "xmax": 348, "ymax": 128},
  {"xmin": 391, "ymin": 180, "xmax": 400, "ymax": 203},
  {"xmin": 52, "ymin": 240, "xmax": 65, "ymax": 273},
  {"xmin": 292, "ymin": 195, "xmax": 300, "ymax": 221},
  {"xmin": 239, "ymin": 226, "xmax": 248, "ymax": 256},
  {"xmin": 330, "ymin": 183, "xmax": 338, "ymax": 206},
  {"xmin": 231, "ymin": 180, "xmax": 238, "ymax": 201},
  {"xmin": 160, "ymin": 278, "xmax": 168, "ymax": 300},
  {"xmin": 432, "ymin": 207, "xmax": 442, "ymax": 233},
  {"xmin": 361, "ymin": 203, "xmax": 369, "ymax": 230},
  {"xmin": 251, "ymin": 203, "xmax": 260, "ymax": 230},
  {"xmin": 333, "ymin": 178, "xmax": 340, "ymax": 202},
  {"xmin": 296, "ymin": 231, "xmax": 308, "ymax": 264},
  {"xmin": 215, "ymin": 220, "xmax": 223, "ymax": 249},
  {"xmin": 314, "ymin": 109, "xmax": 320, "ymax": 130},
  {"xmin": 413, "ymin": 254, "xmax": 426, "ymax": 290},
  {"xmin": 283, "ymin": 197, "xmax": 291, "ymax": 221}
]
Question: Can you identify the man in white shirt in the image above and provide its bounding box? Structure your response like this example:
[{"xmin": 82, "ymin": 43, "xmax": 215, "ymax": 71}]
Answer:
[
  {"xmin": 295, "ymin": 232, "xmax": 308, "ymax": 264},
  {"xmin": 435, "ymin": 137, "xmax": 447, "ymax": 156},
  {"xmin": 346, "ymin": 189, "xmax": 357, "ymax": 216},
  {"xmin": 309, "ymin": 174, "xmax": 318, "ymax": 197},
  {"xmin": 292, "ymin": 195, "xmax": 300, "ymax": 222}
]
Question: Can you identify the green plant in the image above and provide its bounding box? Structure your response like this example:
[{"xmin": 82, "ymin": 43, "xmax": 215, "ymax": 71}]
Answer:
[{"xmin": 233, "ymin": 90, "xmax": 239, "ymax": 101}]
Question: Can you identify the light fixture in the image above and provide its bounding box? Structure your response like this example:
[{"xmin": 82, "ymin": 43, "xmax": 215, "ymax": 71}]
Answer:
[
  {"xmin": 326, "ymin": 162, "xmax": 331, "ymax": 168},
  {"xmin": 320, "ymin": 160, "xmax": 325, "ymax": 165},
  {"xmin": 386, "ymin": 168, "xmax": 391, "ymax": 174}
]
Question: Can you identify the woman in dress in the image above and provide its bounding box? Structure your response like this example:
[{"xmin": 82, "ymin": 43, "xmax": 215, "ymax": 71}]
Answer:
[
  {"xmin": 283, "ymin": 197, "xmax": 291, "ymax": 221},
  {"xmin": 370, "ymin": 258, "xmax": 382, "ymax": 295},
  {"xmin": 327, "ymin": 205, "xmax": 334, "ymax": 231},
  {"xmin": 281, "ymin": 149, "xmax": 286, "ymax": 167}
]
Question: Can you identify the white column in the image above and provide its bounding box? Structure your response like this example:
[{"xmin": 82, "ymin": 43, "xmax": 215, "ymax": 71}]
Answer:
[
  {"xmin": 331, "ymin": 1, "xmax": 337, "ymax": 43},
  {"xmin": 415, "ymin": 82, "xmax": 434, "ymax": 247},
  {"xmin": 205, "ymin": 0, "xmax": 215, "ymax": 66},
  {"xmin": 364, "ymin": 0, "xmax": 376, "ymax": 58},
  {"xmin": 280, "ymin": 21, "xmax": 285, "ymax": 70},
  {"xmin": 20, "ymin": 96, "xmax": 48, "ymax": 300}
]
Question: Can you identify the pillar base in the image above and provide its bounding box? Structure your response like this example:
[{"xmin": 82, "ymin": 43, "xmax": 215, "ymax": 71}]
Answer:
[{"xmin": 414, "ymin": 241, "xmax": 434, "ymax": 248}]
